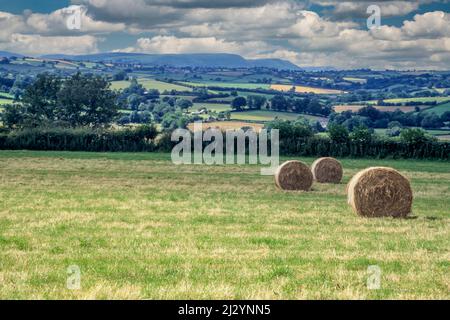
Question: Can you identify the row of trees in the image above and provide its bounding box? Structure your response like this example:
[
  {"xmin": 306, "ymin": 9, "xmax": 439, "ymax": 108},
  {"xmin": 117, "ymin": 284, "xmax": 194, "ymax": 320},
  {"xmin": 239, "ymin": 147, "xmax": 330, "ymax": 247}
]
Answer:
[
  {"xmin": 2, "ymin": 73, "xmax": 118, "ymax": 129},
  {"xmin": 1, "ymin": 122, "xmax": 447, "ymax": 159},
  {"xmin": 330, "ymin": 106, "xmax": 450, "ymax": 130},
  {"xmin": 230, "ymin": 94, "xmax": 332, "ymax": 117}
]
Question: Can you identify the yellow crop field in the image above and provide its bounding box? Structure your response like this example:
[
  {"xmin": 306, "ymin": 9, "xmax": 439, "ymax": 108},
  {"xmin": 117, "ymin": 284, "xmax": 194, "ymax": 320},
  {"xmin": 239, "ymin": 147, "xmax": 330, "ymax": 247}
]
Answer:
[{"xmin": 271, "ymin": 84, "xmax": 343, "ymax": 94}]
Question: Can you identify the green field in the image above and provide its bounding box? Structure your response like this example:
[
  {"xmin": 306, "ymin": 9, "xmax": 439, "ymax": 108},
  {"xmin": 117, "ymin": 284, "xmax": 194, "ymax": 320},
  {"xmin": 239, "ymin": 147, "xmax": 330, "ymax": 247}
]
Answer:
[
  {"xmin": 366, "ymin": 97, "xmax": 450, "ymax": 105},
  {"xmin": 423, "ymin": 102, "xmax": 450, "ymax": 115},
  {"xmin": 0, "ymin": 98, "xmax": 13, "ymax": 105},
  {"xmin": 111, "ymin": 79, "xmax": 192, "ymax": 92},
  {"xmin": 182, "ymin": 81, "xmax": 271, "ymax": 90},
  {"xmin": 190, "ymin": 103, "xmax": 232, "ymax": 113},
  {"xmin": 230, "ymin": 110, "xmax": 325, "ymax": 122},
  {"xmin": 0, "ymin": 151, "xmax": 448, "ymax": 299}
]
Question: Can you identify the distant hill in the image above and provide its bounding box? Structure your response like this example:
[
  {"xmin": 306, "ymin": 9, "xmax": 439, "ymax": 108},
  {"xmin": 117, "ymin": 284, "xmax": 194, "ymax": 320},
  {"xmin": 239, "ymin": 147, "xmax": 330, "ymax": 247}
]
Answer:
[
  {"xmin": 40, "ymin": 52, "xmax": 301, "ymax": 70},
  {"xmin": 0, "ymin": 51, "xmax": 24, "ymax": 58}
]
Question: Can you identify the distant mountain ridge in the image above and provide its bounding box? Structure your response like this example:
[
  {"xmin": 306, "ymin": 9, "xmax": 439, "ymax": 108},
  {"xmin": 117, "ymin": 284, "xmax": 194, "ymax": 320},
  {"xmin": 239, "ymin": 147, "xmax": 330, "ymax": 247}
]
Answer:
[
  {"xmin": 40, "ymin": 52, "xmax": 302, "ymax": 70},
  {"xmin": 0, "ymin": 51, "xmax": 24, "ymax": 58}
]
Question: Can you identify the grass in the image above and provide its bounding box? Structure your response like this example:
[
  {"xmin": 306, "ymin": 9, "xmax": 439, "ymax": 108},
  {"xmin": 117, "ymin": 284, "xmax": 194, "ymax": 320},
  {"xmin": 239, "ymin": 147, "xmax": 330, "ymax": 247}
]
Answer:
[
  {"xmin": 110, "ymin": 79, "xmax": 192, "ymax": 92},
  {"xmin": 0, "ymin": 151, "xmax": 448, "ymax": 299},
  {"xmin": 334, "ymin": 105, "xmax": 429, "ymax": 113},
  {"xmin": 0, "ymin": 98, "xmax": 14, "ymax": 106},
  {"xmin": 182, "ymin": 81, "xmax": 271, "ymax": 90},
  {"xmin": 190, "ymin": 103, "xmax": 232, "ymax": 113},
  {"xmin": 366, "ymin": 97, "xmax": 450, "ymax": 105},
  {"xmin": 138, "ymin": 79, "xmax": 192, "ymax": 92},
  {"xmin": 423, "ymin": 102, "xmax": 450, "ymax": 116},
  {"xmin": 230, "ymin": 110, "xmax": 325, "ymax": 122}
]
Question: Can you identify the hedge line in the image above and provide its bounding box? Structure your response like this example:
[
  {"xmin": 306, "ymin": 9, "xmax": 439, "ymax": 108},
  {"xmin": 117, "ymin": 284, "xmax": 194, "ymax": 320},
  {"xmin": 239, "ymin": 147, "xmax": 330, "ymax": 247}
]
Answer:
[{"xmin": 0, "ymin": 127, "xmax": 449, "ymax": 159}]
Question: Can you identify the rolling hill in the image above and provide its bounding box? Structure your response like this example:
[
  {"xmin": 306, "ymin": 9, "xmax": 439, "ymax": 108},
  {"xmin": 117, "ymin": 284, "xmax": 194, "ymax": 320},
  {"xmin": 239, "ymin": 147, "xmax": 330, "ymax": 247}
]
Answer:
[
  {"xmin": 0, "ymin": 51, "xmax": 24, "ymax": 58},
  {"xmin": 40, "ymin": 52, "xmax": 301, "ymax": 70}
]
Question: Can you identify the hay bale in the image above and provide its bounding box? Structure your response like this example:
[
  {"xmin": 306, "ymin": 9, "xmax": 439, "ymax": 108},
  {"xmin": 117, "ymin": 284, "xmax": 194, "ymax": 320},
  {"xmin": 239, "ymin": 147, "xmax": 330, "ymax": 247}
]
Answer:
[
  {"xmin": 311, "ymin": 157, "xmax": 343, "ymax": 184},
  {"xmin": 275, "ymin": 160, "xmax": 313, "ymax": 191},
  {"xmin": 347, "ymin": 167, "xmax": 413, "ymax": 218}
]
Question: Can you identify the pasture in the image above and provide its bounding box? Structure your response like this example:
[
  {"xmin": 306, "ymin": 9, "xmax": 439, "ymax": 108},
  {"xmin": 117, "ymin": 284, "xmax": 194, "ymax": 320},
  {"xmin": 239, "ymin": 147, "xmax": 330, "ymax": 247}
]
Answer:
[
  {"xmin": 366, "ymin": 97, "xmax": 450, "ymax": 105},
  {"xmin": 333, "ymin": 105, "xmax": 430, "ymax": 113},
  {"xmin": 182, "ymin": 81, "xmax": 271, "ymax": 90},
  {"xmin": 230, "ymin": 110, "xmax": 326, "ymax": 122},
  {"xmin": 110, "ymin": 79, "xmax": 192, "ymax": 92},
  {"xmin": 190, "ymin": 103, "xmax": 232, "ymax": 113},
  {"xmin": 423, "ymin": 102, "xmax": 450, "ymax": 116},
  {"xmin": 0, "ymin": 151, "xmax": 448, "ymax": 299}
]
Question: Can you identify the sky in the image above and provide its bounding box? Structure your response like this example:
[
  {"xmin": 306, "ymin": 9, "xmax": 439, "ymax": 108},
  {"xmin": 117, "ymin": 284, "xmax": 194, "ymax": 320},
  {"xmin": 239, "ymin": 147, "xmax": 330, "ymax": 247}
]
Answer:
[{"xmin": 0, "ymin": 0, "xmax": 449, "ymax": 70}]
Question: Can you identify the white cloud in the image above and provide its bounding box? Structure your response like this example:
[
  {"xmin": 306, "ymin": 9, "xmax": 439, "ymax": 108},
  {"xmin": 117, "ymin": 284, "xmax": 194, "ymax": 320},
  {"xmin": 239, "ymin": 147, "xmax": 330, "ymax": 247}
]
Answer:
[
  {"xmin": 402, "ymin": 11, "xmax": 450, "ymax": 38},
  {"xmin": 0, "ymin": 1, "xmax": 449, "ymax": 69},
  {"xmin": 119, "ymin": 35, "xmax": 271, "ymax": 57},
  {"xmin": 0, "ymin": 34, "xmax": 99, "ymax": 55}
]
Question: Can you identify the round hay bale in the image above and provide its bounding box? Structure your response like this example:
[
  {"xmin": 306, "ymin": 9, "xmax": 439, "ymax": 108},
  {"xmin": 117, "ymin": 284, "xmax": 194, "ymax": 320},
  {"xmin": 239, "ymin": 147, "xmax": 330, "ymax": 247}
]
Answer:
[
  {"xmin": 275, "ymin": 160, "xmax": 313, "ymax": 191},
  {"xmin": 347, "ymin": 167, "xmax": 413, "ymax": 218},
  {"xmin": 311, "ymin": 157, "xmax": 343, "ymax": 184}
]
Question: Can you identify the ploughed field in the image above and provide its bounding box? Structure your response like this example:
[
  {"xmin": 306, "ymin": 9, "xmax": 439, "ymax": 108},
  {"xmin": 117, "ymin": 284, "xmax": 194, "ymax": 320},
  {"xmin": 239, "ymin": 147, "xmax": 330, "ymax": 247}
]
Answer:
[{"xmin": 0, "ymin": 151, "xmax": 448, "ymax": 299}]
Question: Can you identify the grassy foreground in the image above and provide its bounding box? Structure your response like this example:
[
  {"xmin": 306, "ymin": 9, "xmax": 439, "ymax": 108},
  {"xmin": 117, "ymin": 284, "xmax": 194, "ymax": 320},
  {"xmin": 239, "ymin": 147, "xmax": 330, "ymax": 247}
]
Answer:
[{"xmin": 0, "ymin": 151, "xmax": 448, "ymax": 299}]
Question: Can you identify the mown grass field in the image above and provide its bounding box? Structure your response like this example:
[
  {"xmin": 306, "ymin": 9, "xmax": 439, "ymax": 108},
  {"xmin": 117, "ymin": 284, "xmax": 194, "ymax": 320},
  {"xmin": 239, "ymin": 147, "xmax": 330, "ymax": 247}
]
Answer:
[
  {"xmin": 423, "ymin": 102, "xmax": 450, "ymax": 116},
  {"xmin": 182, "ymin": 81, "xmax": 271, "ymax": 90},
  {"xmin": 0, "ymin": 151, "xmax": 448, "ymax": 299},
  {"xmin": 333, "ymin": 105, "xmax": 430, "ymax": 113},
  {"xmin": 230, "ymin": 110, "xmax": 326, "ymax": 122},
  {"xmin": 110, "ymin": 79, "xmax": 192, "ymax": 92},
  {"xmin": 366, "ymin": 97, "xmax": 450, "ymax": 105},
  {"xmin": 190, "ymin": 103, "xmax": 232, "ymax": 113}
]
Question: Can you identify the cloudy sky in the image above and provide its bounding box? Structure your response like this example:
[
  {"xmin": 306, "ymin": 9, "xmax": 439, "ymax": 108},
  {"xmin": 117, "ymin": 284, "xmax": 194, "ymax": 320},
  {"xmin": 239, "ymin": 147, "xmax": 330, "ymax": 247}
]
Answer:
[{"xmin": 0, "ymin": 0, "xmax": 449, "ymax": 69}]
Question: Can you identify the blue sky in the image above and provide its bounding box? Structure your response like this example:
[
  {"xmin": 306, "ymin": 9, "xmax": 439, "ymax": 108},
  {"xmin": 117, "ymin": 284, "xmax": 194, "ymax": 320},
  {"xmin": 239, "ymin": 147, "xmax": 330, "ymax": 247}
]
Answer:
[{"xmin": 0, "ymin": 0, "xmax": 449, "ymax": 69}]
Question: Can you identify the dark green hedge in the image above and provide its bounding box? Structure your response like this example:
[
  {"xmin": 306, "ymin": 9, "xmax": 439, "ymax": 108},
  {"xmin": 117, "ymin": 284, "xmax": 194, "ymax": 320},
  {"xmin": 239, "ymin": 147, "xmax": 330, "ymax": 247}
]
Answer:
[
  {"xmin": 0, "ymin": 126, "xmax": 158, "ymax": 152},
  {"xmin": 0, "ymin": 127, "xmax": 449, "ymax": 159}
]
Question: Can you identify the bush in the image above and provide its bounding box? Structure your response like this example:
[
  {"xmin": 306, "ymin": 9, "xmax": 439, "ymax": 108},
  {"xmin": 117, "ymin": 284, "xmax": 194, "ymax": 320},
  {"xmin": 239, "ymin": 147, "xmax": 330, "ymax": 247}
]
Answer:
[{"xmin": 0, "ymin": 126, "xmax": 157, "ymax": 152}]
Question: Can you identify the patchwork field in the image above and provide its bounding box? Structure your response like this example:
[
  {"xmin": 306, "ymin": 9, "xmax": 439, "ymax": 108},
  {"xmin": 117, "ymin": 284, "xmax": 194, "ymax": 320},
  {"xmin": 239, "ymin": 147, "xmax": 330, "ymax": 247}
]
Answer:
[
  {"xmin": 182, "ymin": 81, "xmax": 271, "ymax": 90},
  {"xmin": 230, "ymin": 110, "xmax": 326, "ymax": 122},
  {"xmin": 0, "ymin": 98, "xmax": 13, "ymax": 106},
  {"xmin": 333, "ymin": 105, "xmax": 430, "ymax": 113},
  {"xmin": 0, "ymin": 151, "xmax": 448, "ymax": 299},
  {"xmin": 366, "ymin": 97, "xmax": 450, "ymax": 105},
  {"xmin": 271, "ymin": 84, "xmax": 344, "ymax": 95},
  {"xmin": 423, "ymin": 102, "xmax": 450, "ymax": 115},
  {"xmin": 190, "ymin": 103, "xmax": 232, "ymax": 113},
  {"xmin": 111, "ymin": 79, "xmax": 192, "ymax": 92},
  {"xmin": 187, "ymin": 121, "xmax": 264, "ymax": 132}
]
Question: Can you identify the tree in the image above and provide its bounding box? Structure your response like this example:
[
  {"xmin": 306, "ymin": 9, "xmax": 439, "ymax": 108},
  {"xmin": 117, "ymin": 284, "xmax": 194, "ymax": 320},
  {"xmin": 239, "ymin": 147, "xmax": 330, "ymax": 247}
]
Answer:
[
  {"xmin": 56, "ymin": 73, "xmax": 119, "ymax": 127},
  {"xmin": 306, "ymin": 99, "xmax": 322, "ymax": 115},
  {"xmin": 440, "ymin": 111, "xmax": 450, "ymax": 123},
  {"xmin": 421, "ymin": 113, "xmax": 443, "ymax": 129},
  {"xmin": 231, "ymin": 97, "xmax": 247, "ymax": 111},
  {"xmin": 247, "ymin": 95, "xmax": 267, "ymax": 110},
  {"xmin": 21, "ymin": 73, "xmax": 62, "ymax": 127},
  {"xmin": 350, "ymin": 126, "xmax": 373, "ymax": 144},
  {"xmin": 175, "ymin": 98, "xmax": 193, "ymax": 110},
  {"xmin": 1, "ymin": 104, "xmax": 25, "ymax": 129},
  {"xmin": 400, "ymin": 128, "xmax": 435, "ymax": 144},
  {"xmin": 270, "ymin": 95, "xmax": 288, "ymax": 111},
  {"xmin": 328, "ymin": 123, "xmax": 349, "ymax": 143},
  {"xmin": 112, "ymin": 70, "xmax": 127, "ymax": 81}
]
